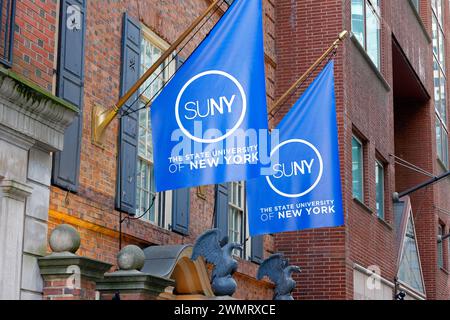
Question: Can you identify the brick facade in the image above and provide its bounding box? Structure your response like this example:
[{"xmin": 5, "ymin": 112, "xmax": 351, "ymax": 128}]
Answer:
[
  {"xmin": 3, "ymin": 0, "xmax": 450, "ymax": 300},
  {"xmin": 274, "ymin": 0, "xmax": 450, "ymax": 300}
]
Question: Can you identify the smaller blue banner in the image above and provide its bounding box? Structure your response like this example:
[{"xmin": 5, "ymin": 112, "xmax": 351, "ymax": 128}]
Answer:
[{"xmin": 247, "ymin": 61, "xmax": 344, "ymax": 236}]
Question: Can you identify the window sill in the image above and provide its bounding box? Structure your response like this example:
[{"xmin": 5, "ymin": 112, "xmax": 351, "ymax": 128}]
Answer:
[
  {"xmin": 377, "ymin": 217, "xmax": 393, "ymax": 231},
  {"xmin": 407, "ymin": 0, "xmax": 432, "ymax": 44},
  {"xmin": 437, "ymin": 157, "xmax": 448, "ymax": 172},
  {"xmin": 353, "ymin": 197, "xmax": 373, "ymax": 215},
  {"xmin": 439, "ymin": 267, "xmax": 449, "ymax": 276},
  {"xmin": 350, "ymin": 34, "xmax": 391, "ymax": 92}
]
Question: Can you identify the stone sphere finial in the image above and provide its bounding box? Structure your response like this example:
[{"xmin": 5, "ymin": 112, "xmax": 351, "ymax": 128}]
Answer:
[
  {"xmin": 117, "ymin": 245, "xmax": 145, "ymax": 271},
  {"xmin": 49, "ymin": 224, "xmax": 81, "ymax": 254}
]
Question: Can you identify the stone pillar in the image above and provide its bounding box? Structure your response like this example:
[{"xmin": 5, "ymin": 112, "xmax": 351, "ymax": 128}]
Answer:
[
  {"xmin": 97, "ymin": 245, "xmax": 174, "ymax": 300},
  {"xmin": 38, "ymin": 225, "xmax": 112, "ymax": 300},
  {"xmin": 0, "ymin": 68, "xmax": 78, "ymax": 299},
  {"xmin": 0, "ymin": 179, "xmax": 33, "ymax": 299}
]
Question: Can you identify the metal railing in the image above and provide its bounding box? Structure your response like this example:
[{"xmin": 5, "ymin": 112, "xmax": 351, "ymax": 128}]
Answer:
[{"xmin": 0, "ymin": 0, "xmax": 15, "ymax": 68}]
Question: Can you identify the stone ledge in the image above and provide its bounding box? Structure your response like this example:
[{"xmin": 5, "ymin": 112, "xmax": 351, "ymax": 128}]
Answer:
[
  {"xmin": 38, "ymin": 253, "xmax": 112, "ymax": 281},
  {"xmin": 0, "ymin": 179, "xmax": 33, "ymax": 200},
  {"xmin": 0, "ymin": 68, "xmax": 78, "ymax": 113},
  {"xmin": 96, "ymin": 270, "xmax": 175, "ymax": 296},
  {"xmin": 0, "ymin": 67, "xmax": 79, "ymax": 151}
]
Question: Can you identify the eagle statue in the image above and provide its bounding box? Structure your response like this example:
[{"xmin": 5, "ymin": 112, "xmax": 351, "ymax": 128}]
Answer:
[
  {"xmin": 257, "ymin": 253, "xmax": 301, "ymax": 300},
  {"xmin": 191, "ymin": 229, "xmax": 243, "ymax": 296}
]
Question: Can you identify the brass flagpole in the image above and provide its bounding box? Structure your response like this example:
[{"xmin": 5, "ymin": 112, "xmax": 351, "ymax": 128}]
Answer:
[
  {"xmin": 92, "ymin": 0, "xmax": 223, "ymax": 145},
  {"xmin": 268, "ymin": 30, "xmax": 349, "ymax": 118}
]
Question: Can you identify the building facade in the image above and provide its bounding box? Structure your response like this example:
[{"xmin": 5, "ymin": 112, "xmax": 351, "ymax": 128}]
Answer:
[{"xmin": 0, "ymin": 0, "xmax": 449, "ymax": 300}]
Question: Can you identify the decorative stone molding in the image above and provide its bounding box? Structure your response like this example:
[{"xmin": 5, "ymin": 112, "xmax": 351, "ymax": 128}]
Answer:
[
  {"xmin": 0, "ymin": 67, "xmax": 78, "ymax": 151},
  {"xmin": 96, "ymin": 270, "xmax": 175, "ymax": 300},
  {"xmin": 97, "ymin": 245, "xmax": 174, "ymax": 300},
  {"xmin": 38, "ymin": 255, "xmax": 113, "ymax": 282},
  {"xmin": 0, "ymin": 179, "xmax": 33, "ymax": 200}
]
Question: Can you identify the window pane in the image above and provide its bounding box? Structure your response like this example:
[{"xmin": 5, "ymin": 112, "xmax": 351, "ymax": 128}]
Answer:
[
  {"xmin": 437, "ymin": 117, "xmax": 443, "ymax": 161},
  {"xmin": 434, "ymin": 59, "xmax": 441, "ymax": 115},
  {"xmin": 375, "ymin": 161, "xmax": 384, "ymax": 219},
  {"xmin": 438, "ymin": 225, "xmax": 444, "ymax": 268},
  {"xmin": 366, "ymin": 1, "xmax": 380, "ymax": 69},
  {"xmin": 440, "ymin": 71, "xmax": 447, "ymax": 123},
  {"xmin": 436, "ymin": 0, "xmax": 443, "ymax": 25},
  {"xmin": 398, "ymin": 215, "xmax": 425, "ymax": 294},
  {"xmin": 352, "ymin": 137, "xmax": 363, "ymax": 201},
  {"xmin": 443, "ymin": 130, "xmax": 449, "ymax": 167},
  {"xmin": 136, "ymin": 31, "xmax": 171, "ymax": 225},
  {"xmin": 438, "ymin": 29, "xmax": 445, "ymax": 71},
  {"xmin": 351, "ymin": 0, "xmax": 365, "ymax": 46},
  {"xmin": 432, "ymin": 16, "xmax": 439, "ymax": 58}
]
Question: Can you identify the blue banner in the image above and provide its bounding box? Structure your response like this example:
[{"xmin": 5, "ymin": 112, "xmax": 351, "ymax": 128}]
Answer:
[
  {"xmin": 151, "ymin": 0, "xmax": 268, "ymax": 192},
  {"xmin": 247, "ymin": 61, "xmax": 344, "ymax": 236}
]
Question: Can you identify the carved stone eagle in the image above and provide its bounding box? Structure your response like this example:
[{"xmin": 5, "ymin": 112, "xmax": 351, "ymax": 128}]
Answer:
[
  {"xmin": 257, "ymin": 253, "xmax": 301, "ymax": 300},
  {"xmin": 191, "ymin": 229, "xmax": 242, "ymax": 296}
]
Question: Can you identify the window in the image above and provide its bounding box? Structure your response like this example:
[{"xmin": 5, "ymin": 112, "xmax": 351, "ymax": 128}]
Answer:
[
  {"xmin": 375, "ymin": 160, "xmax": 385, "ymax": 219},
  {"xmin": 136, "ymin": 27, "xmax": 175, "ymax": 227},
  {"xmin": 352, "ymin": 136, "xmax": 364, "ymax": 202},
  {"xmin": 410, "ymin": 0, "xmax": 419, "ymax": 12},
  {"xmin": 227, "ymin": 181, "xmax": 256, "ymax": 260},
  {"xmin": 351, "ymin": 0, "xmax": 381, "ymax": 69},
  {"xmin": 228, "ymin": 181, "xmax": 245, "ymax": 257},
  {"xmin": 432, "ymin": 0, "xmax": 448, "ymax": 167},
  {"xmin": 397, "ymin": 212, "xmax": 425, "ymax": 294},
  {"xmin": 438, "ymin": 224, "xmax": 444, "ymax": 269}
]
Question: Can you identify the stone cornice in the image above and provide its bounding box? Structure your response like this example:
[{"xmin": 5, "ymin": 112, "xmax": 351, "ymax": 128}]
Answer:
[
  {"xmin": 0, "ymin": 179, "xmax": 33, "ymax": 200},
  {"xmin": 0, "ymin": 68, "xmax": 79, "ymax": 151},
  {"xmin": 38, "ymin": 253, "xmax": 112, "ymax": 281}
]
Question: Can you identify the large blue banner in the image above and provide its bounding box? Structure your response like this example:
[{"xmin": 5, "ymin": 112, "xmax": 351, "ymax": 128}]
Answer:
[
  {"xmin": 151, "ymin": 0, "xmax": 268, "ymax": 192},
  {"xmin": 247, "ymin": 61, "xmax": 344, "ymax": 236}
]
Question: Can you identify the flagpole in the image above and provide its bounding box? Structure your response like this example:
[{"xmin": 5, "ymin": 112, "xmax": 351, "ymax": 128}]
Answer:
[
  {"xmin": 92, "ymin": 0, "xmax": 224, "ymax": 144},
  {"xmin": 268, "ymin": 30, "xmax": 349, "ymax": 118}
]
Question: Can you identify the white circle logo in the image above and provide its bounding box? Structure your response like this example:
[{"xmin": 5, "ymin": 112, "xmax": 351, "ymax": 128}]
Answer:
[
  {"xmin": 266, "ymin": 139, "xmax": 324, "ymax": 198},
  {"xmin": 175, "ymin": 70, "xmax": 247, "ymax": 144}
]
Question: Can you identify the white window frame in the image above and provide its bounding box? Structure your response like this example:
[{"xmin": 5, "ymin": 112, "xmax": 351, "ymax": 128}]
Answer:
[
  {"xmin": 228, "ymin": 181, "xmax": 252, "ymax": 260},
  {"xmin": 352, "ymin": 136, "xmax": 364, "ymax": 202},
  {"xmin": 351, "ymin": 0, "xmax": 381, "ymax": 69},
  {"xmin": 432, "ymin": 0, "xmax": 448, "ymax": 167},
  {"xmin": 136, "ymin": 25, "xmax": 175, "ymax": 229},
  {"xmin": 438, "ymin": 224, "xmax": 444, "ymax": 269},
  {"xmin": 375, "ymin": 160, "xmax": 385, "ymax": 219}
]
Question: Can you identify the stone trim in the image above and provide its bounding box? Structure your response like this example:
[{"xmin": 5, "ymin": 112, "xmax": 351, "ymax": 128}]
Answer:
[
  {"xmin": 0, "ymin": 179, "xmax": 33, "ymax": 200},
  {"xmin": 96, "ymin": 270, "xmax": 174, "ymax": 297},
  {"xmin": 0, "ymin": 67, "xmax": 79, "ymax": 151},
  {"xmin": 38, "ymin": 254, "xmax": 112, "ymax": 281}
]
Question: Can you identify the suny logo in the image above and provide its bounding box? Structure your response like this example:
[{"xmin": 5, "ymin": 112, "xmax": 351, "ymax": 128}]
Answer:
[
  {"xmin": 175, "ymin": 70, "xmax": 246, "ymax": 144},
  {"xmin": 266, "ymin": 139, "xmax": 323, "ymax": 198}
]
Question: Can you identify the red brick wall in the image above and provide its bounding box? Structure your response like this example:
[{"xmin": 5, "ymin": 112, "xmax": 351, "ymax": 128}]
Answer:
[
  {"xmin": 12, "ymin": 0, "xmax": 58, "ymax": 92},
  {"xmin": 45, "ymin": 0, "xmax": 277, "ymax": 300},
  {"xmin": 274, "ymin": 0, "xmax": 450, "ymax": 300},
  {"xmin": 274, "ymin": 0, "xmax": 347, "ymax": 300},
  {"xmin": 7, "ymin": 0, "xmax": 450, "ymax": 300},
  {"xmin": 433, "ymin": 0, "xmax": 450, "ymax": 300}
]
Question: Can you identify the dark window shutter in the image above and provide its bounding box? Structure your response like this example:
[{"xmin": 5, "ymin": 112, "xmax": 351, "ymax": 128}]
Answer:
[
  {"xmin": 116, "ymin": 13, "xmax": 141, "ymax": 215},
  {"xmin": 171, "ymin": 188, "xmax": 190, "ymax": 235},
  {"xmin": 215, "ymin": 183, "xmax": 229, "ymax": 238},
  {"xmin": 52, "ymin": 0, "xmax": 86, "ymax": 191},
  {"xmin": 167, "ymin": 54, "xmax": 191, "ymax": 235},
  {"xmin": 251, "ymin": 235, "xmax": 264, "ymax": 264}
]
